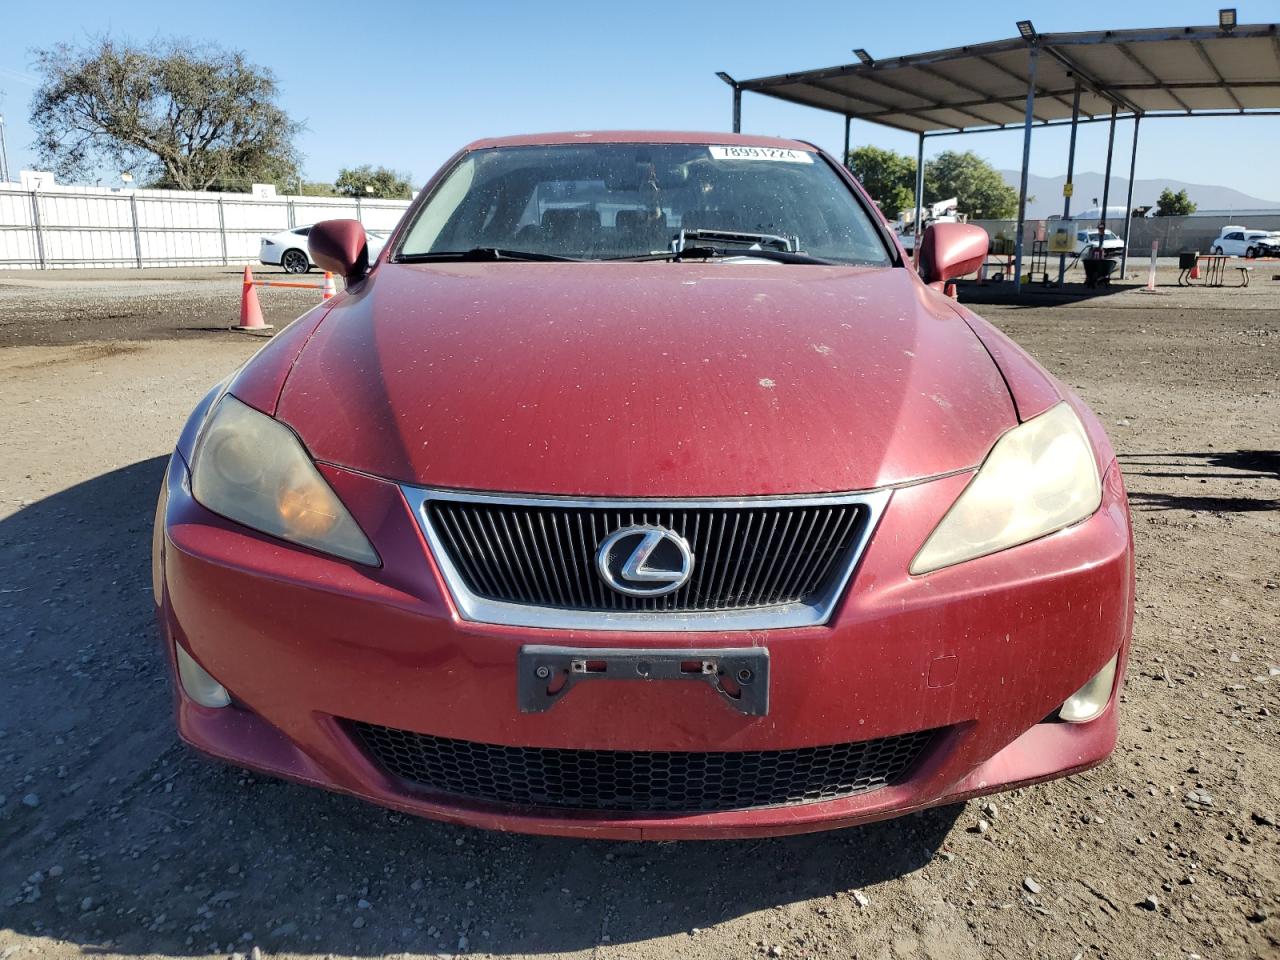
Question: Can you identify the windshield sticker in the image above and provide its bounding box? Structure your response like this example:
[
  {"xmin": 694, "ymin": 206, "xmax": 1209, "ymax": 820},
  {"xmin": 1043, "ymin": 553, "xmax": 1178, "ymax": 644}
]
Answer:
[{"xmin": 708, "ymin": 145, "xmax": 814, "ymax": 163}]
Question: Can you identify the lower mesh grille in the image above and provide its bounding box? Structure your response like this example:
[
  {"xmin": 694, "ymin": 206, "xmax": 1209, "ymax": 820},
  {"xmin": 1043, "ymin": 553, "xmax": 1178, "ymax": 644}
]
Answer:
[{"xmin": 349, "ymin": 722, "xmax": 938, "ymax": 813}]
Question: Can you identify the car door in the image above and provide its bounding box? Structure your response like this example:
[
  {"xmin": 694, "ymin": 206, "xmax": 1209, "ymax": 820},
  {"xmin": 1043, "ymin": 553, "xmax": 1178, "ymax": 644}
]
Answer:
[
  {"xmin": 1222, "ymin": 231, "xmax": 1245, "ymax": 256},
  {"xmin": 288, "ymin": 226, "xmax": 314, "ymax": 264}
]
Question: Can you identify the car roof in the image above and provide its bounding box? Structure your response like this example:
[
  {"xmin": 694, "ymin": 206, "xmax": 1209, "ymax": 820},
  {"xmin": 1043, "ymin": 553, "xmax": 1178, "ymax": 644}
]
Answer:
[{"xmin": 461, "ymin": 130, "xmax": 818, "ymax": 152}]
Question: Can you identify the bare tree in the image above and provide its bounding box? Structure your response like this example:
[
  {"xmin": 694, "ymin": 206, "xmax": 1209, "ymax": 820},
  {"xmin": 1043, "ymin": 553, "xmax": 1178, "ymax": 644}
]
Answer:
[{"xmin": 30, "ymin": 37, "xmax": 304, "ymax": 190}]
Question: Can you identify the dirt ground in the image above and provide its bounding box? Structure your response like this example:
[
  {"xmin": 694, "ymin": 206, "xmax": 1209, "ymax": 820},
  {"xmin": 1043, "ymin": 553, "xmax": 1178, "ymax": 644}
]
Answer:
[{"xmin": 0, "ymin": 268, "xmax": 1276, "ymax": 960}]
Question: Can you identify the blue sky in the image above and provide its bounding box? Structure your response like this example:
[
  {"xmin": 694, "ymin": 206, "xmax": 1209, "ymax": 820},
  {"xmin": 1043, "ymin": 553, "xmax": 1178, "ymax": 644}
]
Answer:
[{"xmin": 1, "ymin": 0, "xmax": 1276, "ymax": 199}]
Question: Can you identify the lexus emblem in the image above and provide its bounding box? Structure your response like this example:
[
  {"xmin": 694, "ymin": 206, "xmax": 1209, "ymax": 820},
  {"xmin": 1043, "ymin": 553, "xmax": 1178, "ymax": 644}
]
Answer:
[{"xmin": 596, "ymin": 526, "xmax": 694, "ymax": 597}]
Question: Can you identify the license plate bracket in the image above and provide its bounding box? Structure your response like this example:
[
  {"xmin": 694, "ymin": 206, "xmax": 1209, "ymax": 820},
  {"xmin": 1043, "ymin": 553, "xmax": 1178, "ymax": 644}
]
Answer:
[{"xmin": 517, "ymin": 645, "xmax": 769, "ymax": 716}]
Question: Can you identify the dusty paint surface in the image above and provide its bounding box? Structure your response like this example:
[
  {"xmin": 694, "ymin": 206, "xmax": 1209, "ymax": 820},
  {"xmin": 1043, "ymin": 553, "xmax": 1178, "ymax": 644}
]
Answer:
[{"xmin": 276, "ymin": 262, "xmax": 1016, "ymax": 496}]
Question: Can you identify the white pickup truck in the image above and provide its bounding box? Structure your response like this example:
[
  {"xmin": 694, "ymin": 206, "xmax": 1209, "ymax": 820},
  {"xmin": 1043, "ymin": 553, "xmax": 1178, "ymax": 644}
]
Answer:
[
  {"xmin": 895, "ymin": 197, "xmax": 966, "ymax": 256},
  {"xmin": 1071, "ymin": 225, "xmax": 1124, "ymax": 257}
]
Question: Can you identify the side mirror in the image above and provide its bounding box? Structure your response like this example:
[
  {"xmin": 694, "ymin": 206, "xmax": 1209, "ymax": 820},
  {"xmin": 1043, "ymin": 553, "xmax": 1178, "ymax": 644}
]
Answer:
[
  {"xmin": 308, "ymin": 219, "xmax": 370, "ymax": 287},
  {"xmin": 918, "ymin": 222, "xmax": 989, "ymax": 292}
]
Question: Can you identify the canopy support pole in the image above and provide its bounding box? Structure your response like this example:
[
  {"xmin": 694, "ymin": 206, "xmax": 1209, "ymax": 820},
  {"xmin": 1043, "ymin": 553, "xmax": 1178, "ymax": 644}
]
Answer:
[
  {"xmin": 1097, "ymin": 106, "xmax": 1117, "ymax": 256},
  {"xmin": 912, "ymin": 132, "xmax": 925, "ymax": 266},
  {"xmin": 1120, "ymin": 115, "xmax": 1141, "ymax": 276},
  {"xmin": 843, "ymin": 115, "xmax": 851, "ymax": 168},
  {"xmin": 1057, "ymin": 82, "xmax": 1082, "ymax": 286},
  {"xmin": 717, "ymin": 73, "xmax": 743, "ymax": 133},
  {"xmin": 1013, "ymin": 45, "xmax": 1038, "ymax": 295}
]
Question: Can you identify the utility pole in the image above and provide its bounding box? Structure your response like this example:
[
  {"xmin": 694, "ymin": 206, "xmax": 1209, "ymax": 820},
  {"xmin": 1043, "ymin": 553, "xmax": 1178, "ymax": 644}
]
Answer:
[{"xmin": 0, "ymin": 115, "xmax": 11, "ymax": 184}]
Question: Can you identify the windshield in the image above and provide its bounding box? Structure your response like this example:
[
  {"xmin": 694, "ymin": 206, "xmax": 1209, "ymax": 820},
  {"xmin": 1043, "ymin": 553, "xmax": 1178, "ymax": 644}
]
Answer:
[{"xmin": 396, "ymin": 143, "xmax": 892, "ymax": 265}]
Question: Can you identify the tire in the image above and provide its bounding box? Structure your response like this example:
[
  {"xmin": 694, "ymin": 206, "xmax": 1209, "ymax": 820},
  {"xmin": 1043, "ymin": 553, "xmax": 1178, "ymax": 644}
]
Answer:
[
  {"xmin": 1212, "ymin": 246, "xmax": 1223, "ymax": 255},
  {"xmin": 281, "ymin": 249, "xmax": 310, "ymax": 274},
  {"xmin": 1245, "ymin": 246, "xmax": 1257, "ymax": 259}
]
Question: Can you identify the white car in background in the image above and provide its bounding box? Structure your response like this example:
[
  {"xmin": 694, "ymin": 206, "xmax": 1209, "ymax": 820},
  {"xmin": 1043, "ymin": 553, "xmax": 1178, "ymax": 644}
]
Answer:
[
  {"xmin": 1210, "ymin": 226, "xmax": 1280, "ymax": 258},
  {"xmin": 260, "ymin": 225, "xmax": 389, "ymax": 273},
  {"xmin": 1072, "ymin": 227, "xmax": 1124, "ymax": 258}
]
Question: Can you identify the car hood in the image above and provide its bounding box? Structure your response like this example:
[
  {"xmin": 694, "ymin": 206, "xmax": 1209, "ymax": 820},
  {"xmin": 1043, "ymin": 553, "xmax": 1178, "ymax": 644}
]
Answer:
[{"xmin": 273, "ymin": 262, "xmax": 1018, "ymax": 497}]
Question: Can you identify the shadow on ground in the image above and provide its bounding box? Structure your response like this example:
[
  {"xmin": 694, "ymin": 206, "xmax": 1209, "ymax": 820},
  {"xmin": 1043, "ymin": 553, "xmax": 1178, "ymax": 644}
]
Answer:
[
  {"xmin": 955, "ymin": 275, "xmax": 1134, "ymax": 307},
  {"xmin": 1119, "ymin": 450, "xmax": 1280, "ymax": 513},
  {"xmin": 0, "ymin": 457, "xmax": 961, "ymax": 957}
]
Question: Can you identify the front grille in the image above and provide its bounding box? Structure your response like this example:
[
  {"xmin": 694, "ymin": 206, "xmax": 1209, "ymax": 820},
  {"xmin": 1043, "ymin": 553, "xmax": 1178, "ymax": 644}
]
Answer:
[
  {"xmin": 424, "ymin": 498, "xmax": 868, "ymax": 613},
  {"xmin": 350, "ymin": 722, "xmax": 937, "ymax": 813}
]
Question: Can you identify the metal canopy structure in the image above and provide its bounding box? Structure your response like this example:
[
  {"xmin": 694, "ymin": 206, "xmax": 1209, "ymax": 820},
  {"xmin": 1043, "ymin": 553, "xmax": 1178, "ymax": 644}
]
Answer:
[{"xmin": 719, "ymin": 16, "xmax": 1280, "ymax": 292}]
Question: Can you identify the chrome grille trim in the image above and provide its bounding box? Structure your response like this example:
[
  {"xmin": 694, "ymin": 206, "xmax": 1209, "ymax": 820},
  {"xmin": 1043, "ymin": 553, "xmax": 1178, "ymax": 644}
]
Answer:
[{"xmin": 400, "ymin": 487, "xmax": 891, "ymax": 632}]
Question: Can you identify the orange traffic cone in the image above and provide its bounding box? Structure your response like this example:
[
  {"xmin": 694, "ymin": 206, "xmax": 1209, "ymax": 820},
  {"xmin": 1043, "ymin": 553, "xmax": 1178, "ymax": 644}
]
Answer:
[
  {"xmin": 235, "ymin": 266, "xmax": 271, "ymax": 332},
  {"xmin": 321, "ymin": 271, "xmax": 337, "ymax": 300},
  {"xmin": 1189, "ymin": 258, "xmax": 1200, "ymax": 280}
]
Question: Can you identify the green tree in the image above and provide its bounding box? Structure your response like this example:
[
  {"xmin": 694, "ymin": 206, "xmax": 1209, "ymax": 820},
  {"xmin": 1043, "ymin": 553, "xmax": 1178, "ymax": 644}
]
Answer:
[
  {"xmin": 30, "ymin": 37, "xmax": 303, "ymax": 191},
  {"xmin": 846, "ymin": 145, "xmax": 916, "ymax": 219},
  {"xmin": 846, "ymin": 146, "xmax": 1021, "ymax": 221},
  {"xmin": 923, "ymin": 150, "xmax": 1020, "ymax": 220},
  {"xmin": 1154, "ymin": 188, "xmax": 1196, "ymax": 217},
  {"xmin": 334, "ymin": 165, "xmax": 414, "ymax": 199},
  {"xmin": 298, "ymin": 180, "xmax": 339, "ymax": 197}
]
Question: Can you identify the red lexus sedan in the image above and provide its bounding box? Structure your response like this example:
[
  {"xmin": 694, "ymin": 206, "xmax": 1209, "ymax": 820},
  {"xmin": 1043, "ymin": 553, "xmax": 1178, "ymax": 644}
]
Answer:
[{"xmin": 153, "ymin": 131, "xmax": 1133, "ymax": 840}]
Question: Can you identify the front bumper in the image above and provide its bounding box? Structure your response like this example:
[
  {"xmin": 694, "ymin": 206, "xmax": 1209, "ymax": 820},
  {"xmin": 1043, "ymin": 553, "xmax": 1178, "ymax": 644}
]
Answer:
[{"xmin": 155, "ymin": 454, "xmax": 1134, "ymax": 840}]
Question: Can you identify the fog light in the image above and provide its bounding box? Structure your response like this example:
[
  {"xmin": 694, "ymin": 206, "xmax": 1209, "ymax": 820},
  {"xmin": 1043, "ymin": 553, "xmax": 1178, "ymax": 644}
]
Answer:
[
  {"xmin": 175, "ymin": 644, "xmax": 231, "ymax": 708},
  {"xmin": 1058, "ymin": 653, "xmax": 1118, "ymax": 723}
]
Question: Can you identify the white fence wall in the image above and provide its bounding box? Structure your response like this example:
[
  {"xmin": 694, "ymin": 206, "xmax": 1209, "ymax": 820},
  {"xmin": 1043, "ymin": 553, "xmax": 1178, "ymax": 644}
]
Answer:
[{"xmin": 0, "ymin": 183, "xmax": 413, "ymax": 269}]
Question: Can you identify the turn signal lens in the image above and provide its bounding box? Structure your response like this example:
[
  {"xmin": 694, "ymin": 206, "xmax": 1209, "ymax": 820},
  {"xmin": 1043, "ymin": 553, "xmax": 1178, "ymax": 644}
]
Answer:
[
  {"xmin": 190, "ymin": 395, "xmax": 379, "ymax": 565},
  {"xmin": 278, "ymin": 476, "xmax": 342, "ymax": 539},
  {"xmin": 1058, "ymin": 654, "xmax": 1119, "ymax": 723}
]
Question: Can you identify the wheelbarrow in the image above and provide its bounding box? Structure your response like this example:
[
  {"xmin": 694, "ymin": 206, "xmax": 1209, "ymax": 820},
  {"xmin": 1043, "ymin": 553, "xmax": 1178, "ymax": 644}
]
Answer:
[{"xmin": 1082, "ymin": 257, "xmax": 1118, "ymax": 288}]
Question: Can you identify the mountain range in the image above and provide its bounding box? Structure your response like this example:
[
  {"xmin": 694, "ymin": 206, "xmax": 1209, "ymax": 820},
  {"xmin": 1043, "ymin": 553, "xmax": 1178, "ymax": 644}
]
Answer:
[{"xmin": 998, "ymin": 171, "xmax": 1280, "ymax": 219}]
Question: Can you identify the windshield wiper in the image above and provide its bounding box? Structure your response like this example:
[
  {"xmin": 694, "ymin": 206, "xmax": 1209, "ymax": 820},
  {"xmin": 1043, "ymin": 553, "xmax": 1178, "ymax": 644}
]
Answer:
[
  {"xmin": 394, "ymin": 247, "xmax": 581, "ymax": 263},
  {"xmin": 606, "ymin": 246, "xmax": 838, "ymax": 266}
]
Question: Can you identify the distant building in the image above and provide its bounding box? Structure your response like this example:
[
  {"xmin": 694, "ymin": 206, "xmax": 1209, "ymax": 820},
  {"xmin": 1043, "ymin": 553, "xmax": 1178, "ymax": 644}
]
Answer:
[
  {"xmin": 1182, "ymin": 208, "xmax": 1280, "ymax": 218},
  {"xmin": 1047, "ymin": 205, "xmax": 1128, "ymax": 222}
]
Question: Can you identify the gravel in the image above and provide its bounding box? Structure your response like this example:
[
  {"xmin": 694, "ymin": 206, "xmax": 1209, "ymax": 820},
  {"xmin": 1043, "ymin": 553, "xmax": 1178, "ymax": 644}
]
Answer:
[{"xmin": 0, "ymin": 273, "xmax": 1276, "ymax": 960}]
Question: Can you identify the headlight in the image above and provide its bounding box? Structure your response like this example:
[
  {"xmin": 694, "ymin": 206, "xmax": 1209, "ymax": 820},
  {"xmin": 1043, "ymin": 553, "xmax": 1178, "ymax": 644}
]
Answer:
[
  {"xmin": 911, "ymin": 402, "xmax": 1101, "ymax": 574},
  {"xmin": 190, "ymin": 395, "xmax": 379, "ymax": 565}
]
